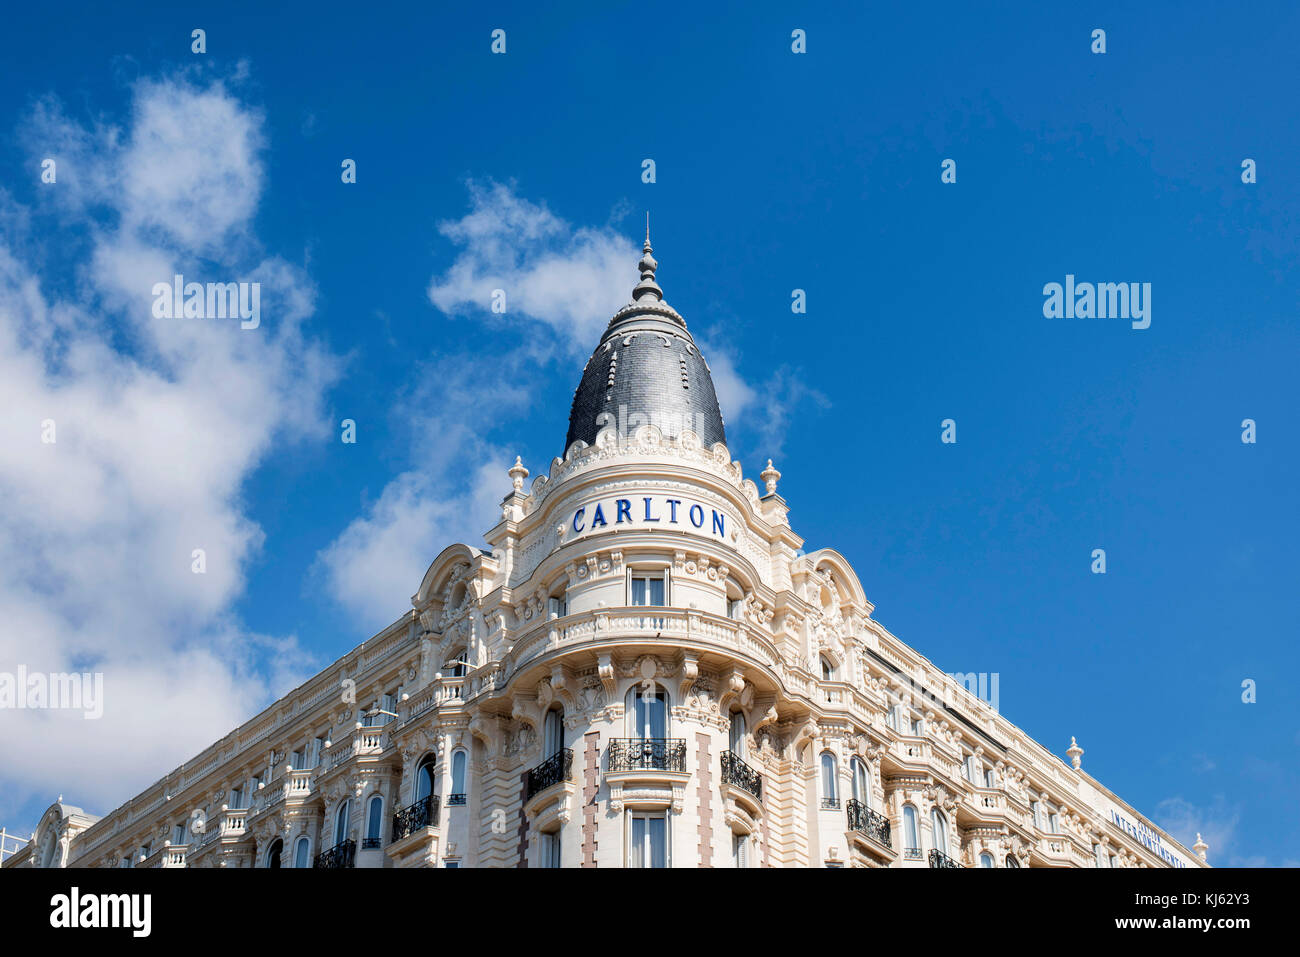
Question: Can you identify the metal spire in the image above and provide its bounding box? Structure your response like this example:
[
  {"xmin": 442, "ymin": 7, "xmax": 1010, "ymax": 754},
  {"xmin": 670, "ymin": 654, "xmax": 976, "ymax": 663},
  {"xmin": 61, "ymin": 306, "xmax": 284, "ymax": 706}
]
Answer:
[{"xmin": 633, "ymin": 213, "xmax": 662, "ymax": 302}]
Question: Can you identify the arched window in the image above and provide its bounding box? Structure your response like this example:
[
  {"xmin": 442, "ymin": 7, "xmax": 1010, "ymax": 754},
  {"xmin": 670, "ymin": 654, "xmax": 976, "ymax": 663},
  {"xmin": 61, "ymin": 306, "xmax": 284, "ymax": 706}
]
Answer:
[
  {"xmin": 294, "ymin": 836, "xmax": 310, "ymax": 868},
  {"xmin": 903, "ymin": 804, "xmax": 919, "ymax": 852},
  {"xmin": 265, "ymin": 838, "xmax": 283, "ymax": 869},
  {"xmin": 625, "ymin": 684, "xmax": 668, "ymax": 739},
  {"xmin": 820, "ymin": 752, "xmax": 838, "ymax": 807},
  {"xmin": 1005, "ymin": 854, "xmax": 1020, "ymax": 868},
  {"xmin": 978, "ymin": 852, "xmax": 994, "ymax": 868},
  {"xmin": 366, "ymin": 795, "xmax": 384, "ymax": 846},
  {"xmin": 544, "ymin": 706, "xmax": 565, "ymax": 758},
  {"xmin": 850, "ymin": 757, "xmax": 870, "ymax": 807},
  {"xmin": 931, "ymin": 808, "xmax": 949, "ymax": 855},
  {"xmin": 415, "ymin": 756, "xmax": 436, "ymax": 803},
  {"xmin": 728, "ymin": 710, "xmax": 746, "ymax": 759},
  {"xmin": 449, "ymin": 749, "xmax": 467, "ymax": 803},
  {"xmin": 334, "ymin": 800, "xmax": 350, "ymax": 844}
]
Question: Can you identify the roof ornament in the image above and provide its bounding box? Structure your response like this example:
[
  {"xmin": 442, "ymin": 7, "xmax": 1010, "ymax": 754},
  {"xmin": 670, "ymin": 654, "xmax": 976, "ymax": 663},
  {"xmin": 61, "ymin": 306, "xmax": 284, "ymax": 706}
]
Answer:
[
  {"xmin": 761, "ymin": 459, "xmax": 782, "ymax": 496},
  {"xmin": 1193, "ymin": 833, "xmax": 1208, "ymax": 862},
  {"xmin": 508, "ymin": 455, "xmax": 529, "ymax": 492},
  {"xmin": 1067, "ymin": 736, "xmax": 1084, "ymax": 770},
  {"xmin": 633, "ymin": 212, "xmax": 662, "ymax": 303}
]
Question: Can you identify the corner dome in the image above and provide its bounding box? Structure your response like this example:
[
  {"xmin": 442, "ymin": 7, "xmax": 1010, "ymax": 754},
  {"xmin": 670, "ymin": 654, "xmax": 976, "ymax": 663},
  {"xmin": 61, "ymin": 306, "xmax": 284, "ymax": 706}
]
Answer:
[{"xmin": 564, "ymin": 233, "xmax": 727, "ymax": 451}]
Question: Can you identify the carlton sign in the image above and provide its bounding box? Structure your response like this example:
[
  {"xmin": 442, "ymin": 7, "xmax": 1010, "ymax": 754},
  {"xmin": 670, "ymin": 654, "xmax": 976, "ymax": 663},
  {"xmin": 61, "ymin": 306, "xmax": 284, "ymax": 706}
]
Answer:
[{"xmin": 570, "ymin": 495, "xmax": 729, "ymax": 540}]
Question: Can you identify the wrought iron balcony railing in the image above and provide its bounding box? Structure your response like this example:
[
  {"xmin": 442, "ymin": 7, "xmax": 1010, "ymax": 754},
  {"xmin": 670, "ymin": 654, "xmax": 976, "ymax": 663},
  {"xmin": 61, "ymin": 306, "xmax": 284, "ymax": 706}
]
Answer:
[
  {"xmin": 928, "ymin": 848, "xmax": 963, "ymax": 869},
  {"xmin": 313, "ymin": 839, "xmax": 356, "ymax": 869},
  {"xmin": 607, "ymin": 738, "xmax": 687, "ymax": 773},
  {"xmin": 846, "ymin": 799, "xmax": 892, "ymax": 848},
  {"xmin": 719, "ymin": 750, "xmax": 762, "ymax": 801},
  {"xmin": 525, "ymin": 748, "xmax": 574, "ymax": 801},
  {"xmin": 391, "ymin": 795, "xmax": 440, "ymax": 842}
]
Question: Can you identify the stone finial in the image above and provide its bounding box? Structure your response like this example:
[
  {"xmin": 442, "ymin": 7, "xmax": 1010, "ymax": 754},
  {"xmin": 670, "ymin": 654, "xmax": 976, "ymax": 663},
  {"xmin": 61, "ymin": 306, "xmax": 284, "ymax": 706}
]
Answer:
[
  {"xmin": 508, "ymin": 455, "xmax": 529, "ymax": 492},
  {"xmin": 1193, "ymin": 833, "xmax": 1208, "ymax": 862},
  {"xmin": 1067, "ymin": 736, "xmax": 1084, "ymax": 770},
  {"xmin": 760, "ymin": 459, "xmax": 782, "ymax": 495}
]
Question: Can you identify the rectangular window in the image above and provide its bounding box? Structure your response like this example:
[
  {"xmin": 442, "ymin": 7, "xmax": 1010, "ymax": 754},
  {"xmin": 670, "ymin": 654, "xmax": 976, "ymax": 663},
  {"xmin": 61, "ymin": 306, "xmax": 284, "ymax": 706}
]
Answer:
[
  {"xmin": 540, "ymin": 829, "xmax": 561, "ymax": 868},
  {"xmin": 548, "ymin": 594, "xmax": 567, "ymax": 618},
  {"xmin": 1049, "ymin": 812, "xmax": 1060, "ymax": 834},
  {"xmin": 984, "ymin": 768, "xmax": 996, "ymax": 788},
  {"xmin": 230, "ymin": 787, "xmax": 243, "ymax": 810},
  {"xmin": 174, "ymin": 823, "xmax": 186, "ymax": 844},
  {"xmin": 1032, "ymin": 801, "xmax": 1043, "ymax": 829},
  {"xmin": 291, "ymin": 748, "xmax": 306, "ymax": 771},
  {"xmin": 629, "ymin": 572, "xmax": 666, "ymax": 606},
  {"xmin": 909, "ymin": 716, "xmax": 923, "ymax": 736},
  {"xmin": 733, "ymin": 832, "xmax": 748, "ymax": 868},
  {"xmin": 444, "ymin": 860, "xmax": 460, "ymax": 868},
  {"xmin": 629, "ymin": 811, "xmax": 668, "ymax": 868},
  {"xmin": 728, "ymin": 597, "xmax": 744, "ymax": 620}
]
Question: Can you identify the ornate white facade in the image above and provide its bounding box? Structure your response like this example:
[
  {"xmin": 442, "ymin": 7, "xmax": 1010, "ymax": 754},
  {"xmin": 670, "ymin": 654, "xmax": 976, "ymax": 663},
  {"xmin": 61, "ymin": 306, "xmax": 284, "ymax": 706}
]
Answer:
[{"xmin": 7, "ymin": 240, "xmax": 1209, "ymax": 871}]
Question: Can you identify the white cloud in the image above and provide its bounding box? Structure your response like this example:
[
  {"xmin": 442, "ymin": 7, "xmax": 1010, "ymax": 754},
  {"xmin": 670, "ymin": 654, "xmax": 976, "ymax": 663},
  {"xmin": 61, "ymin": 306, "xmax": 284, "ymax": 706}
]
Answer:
[
  {"xmin": 0, "ymin": 74, "xmax": 336, "ymax": 823},
  {"xmin": 314, "ymin": 349, "xmax": 533, "ymax": 628},
  {"xmin": 1154, "ymin": 795, "xmax": 1240, "ymax": 866},
  {"xmin": 427, "ymin": 180, "xmax": 639, "ymax": 351}
]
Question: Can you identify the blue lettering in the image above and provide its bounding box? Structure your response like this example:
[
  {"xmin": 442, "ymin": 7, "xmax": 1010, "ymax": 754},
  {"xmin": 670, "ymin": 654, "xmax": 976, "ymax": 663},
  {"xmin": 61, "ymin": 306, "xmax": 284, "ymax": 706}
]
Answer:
[
  {"xmin": 644, "ymin": 497, "xmax": 660, "ymax": 522},
  {"xmin": 667, "ymin": 499, "xmax": 681, "ymax": 523},
  {"xmin": 572, "ymin": 507, "xmax": 586, "ymax": 533},
  {"xmin": 712, "ymin": 510, "xmax": 725, "ymax": 536},
  {"xmin": 615, "ymin": 499, "xmax": 632, "ymax": 523},
  {"xmin": 591, "ymin": 504, "xmax": 607, "ymax": 528},
  {"xmin": 689, "ymin": 504, "xmax": 704, "ymax": 528}
]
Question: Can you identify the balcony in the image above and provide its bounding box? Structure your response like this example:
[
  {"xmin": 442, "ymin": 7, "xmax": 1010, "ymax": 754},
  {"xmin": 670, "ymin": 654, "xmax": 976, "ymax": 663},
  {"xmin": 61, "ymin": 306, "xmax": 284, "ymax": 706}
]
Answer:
[
  {"xmin": 314, "ymin": 839, "xmax": 356, "ymax": 869},
  {"xmin": 608, "ymin": 738, "xmax": 687, "ymax": 773},
  {"xmin": 846, "ymin": 799, "xmax": 892, "ymax": 849},
  {"xmin": 392, "ymin": 795, "xmax": 440, "ymax": 842},
  {"xmin": 928, "ymin": 848, "xmax": 964, "ymax": 869},
  {"xmin": 525, "ymin": 748, "xmax": 574, "ymax": 802},
  {"xmin": 719, "ymin": 751, "xmax": 762, "ymax": 802}
]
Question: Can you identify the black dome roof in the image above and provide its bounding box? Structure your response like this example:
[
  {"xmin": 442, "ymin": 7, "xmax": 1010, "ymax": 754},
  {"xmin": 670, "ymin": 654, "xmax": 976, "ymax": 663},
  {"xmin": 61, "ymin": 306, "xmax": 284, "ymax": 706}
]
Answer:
[{"xmin": 564, "ymin": 237, "xmax": 727, "ymax": 452}]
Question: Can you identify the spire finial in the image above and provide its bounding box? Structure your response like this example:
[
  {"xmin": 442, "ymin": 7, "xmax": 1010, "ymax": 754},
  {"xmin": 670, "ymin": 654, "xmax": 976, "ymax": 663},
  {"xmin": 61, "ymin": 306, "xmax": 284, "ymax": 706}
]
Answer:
[{"xmin": 633, "ymin": 217, "xmax": 662, "ymax": 302}]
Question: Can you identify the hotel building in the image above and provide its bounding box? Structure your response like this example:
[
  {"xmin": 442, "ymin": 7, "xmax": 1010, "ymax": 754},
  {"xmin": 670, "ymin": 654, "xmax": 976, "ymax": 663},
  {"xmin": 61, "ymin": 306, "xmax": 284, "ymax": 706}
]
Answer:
[{"xmin": 5, "ymin": 239, "xmax": 1210, "ymax": 870}]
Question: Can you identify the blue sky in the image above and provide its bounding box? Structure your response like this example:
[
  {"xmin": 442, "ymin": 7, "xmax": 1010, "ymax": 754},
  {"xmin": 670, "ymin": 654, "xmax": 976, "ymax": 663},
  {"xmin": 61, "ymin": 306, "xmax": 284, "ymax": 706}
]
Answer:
[{"xmin": 0, "ymin": 1, "xmax": 1296, "ymax": 865}]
